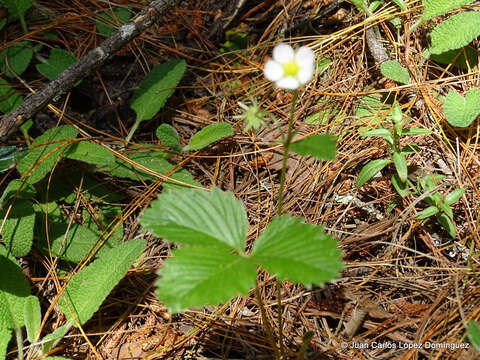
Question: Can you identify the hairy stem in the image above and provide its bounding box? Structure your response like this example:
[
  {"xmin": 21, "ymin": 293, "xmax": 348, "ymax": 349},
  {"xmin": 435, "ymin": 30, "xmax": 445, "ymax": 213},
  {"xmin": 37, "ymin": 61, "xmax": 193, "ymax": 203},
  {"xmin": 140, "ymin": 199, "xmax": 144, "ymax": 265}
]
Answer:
[{"xmin": 15, "ymin": 328, "xmax": 24, "ymax": 360}]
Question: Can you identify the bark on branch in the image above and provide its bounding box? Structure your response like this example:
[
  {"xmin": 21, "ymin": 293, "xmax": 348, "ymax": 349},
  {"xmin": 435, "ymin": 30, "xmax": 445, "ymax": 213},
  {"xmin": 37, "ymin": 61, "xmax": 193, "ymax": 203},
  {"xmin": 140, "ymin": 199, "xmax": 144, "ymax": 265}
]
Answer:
[{"xmin": 0, "ymin": 0, "xmax": 179, "ymax": 140}]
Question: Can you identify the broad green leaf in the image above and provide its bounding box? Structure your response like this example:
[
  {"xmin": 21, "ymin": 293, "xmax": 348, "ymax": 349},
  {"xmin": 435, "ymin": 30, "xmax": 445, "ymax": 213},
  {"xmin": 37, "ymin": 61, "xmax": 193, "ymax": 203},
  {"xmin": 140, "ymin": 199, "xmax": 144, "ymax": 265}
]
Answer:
[
  {"xmin": 468, "ymin": 321, "xmax": 480, "ymax": 351},
  {"xmin": 0, "ymin": 76, "xmax": 23, "ymax": 114},
  {"xmin": 36, "ymin": 48, "xmax": 78, "ymax": 81},
  {"xmin": 0, "ymin": 0, "xmax": 32, "ymax": 20},
  {"xmin": 0, "ymin": 41, "xmax": 33, "ymax": 78},
  {"xmin": 401, "ymin": 127, "xmax": 432, "ymax": 135},
  {"xmin": 0, "ymin": 198, "xmax": 35, "ymax": 256},
  {"xmin": 430, "ymin": 46, "xmax": 478, "ymax": 70},
  {"xmin": 392, "ymin": 151, "xmax": 407, "ymax": 182},
  {"xmin": 96, "ymin": 6, "xmax": 132, "ymax": 37},
  {"xmin": 360, "ymin": 128, "xmax": 394, "ymax": 145},
  {"xmin": 251, "ymin": 215, "xmax": 343, "ymax": 286},
  {"xmin": 437, "ymin": 212, "xmax": 456, "ymax": 237},
  {"xmin": 443, "ymin": 88, "xmax": 480, "ymax": 127},
  {"xmin": 0, "ymin": 179, "xmax": 36, "ymax": 208},
  {"xmin": 0, "ymin": 145, "xmax": 16, "ymax": 173},
  {"xmin": 391, "ymin": 173, "xmax": 409, "ymax": 198},
  {"xmin": 157, "ymin": 247, "xmax": 256, "ymax": 314},
  {"xmin": 64, "ymin": 141, "xmax": 115, "ymax": 166},
  {"xmin": 356, "ymin": 159, "xmax": 391, "ymax": 188},
  {"xmin": 16, "ymin": 125, "xmax": 78, "ymax": 184},
  {"xmin": 415, "ymin": 205, "xmax": 439, "ymax": 219},
  {"xmin": 0, "ymin": 245, "xmax": 30, "ymax": 330},
  {"xmin": 156, "ymin": 124, "xmax": 182, "ymax": 152},
  {"xmin": 185, "ymin": 122, "xmax": 234, "ymax": 151},
  {"xmin": 24, "ymin": 295, "xmax": 41, "ymax": 343},
  {"xmin": 290, "ymin": 134, "xmax": 336, "ymax": 160},
  {"xmin": 445, "ymin": 188, "xmax": 465, "ymax": 205},
  {"xmin": 59, "ymin": 238, "xmax": 145, "ymax": 325},
  {"xmin": 421, "ymin": 0, "xmax": 474, "ymax": 23},
  {"xmin": 130, "ymin": 60, "xmax": 186, "ymax": 122},
  {"xmin": 380, "ymin": 61, "xmax": 410, "ymax": 85},
  {"xmin": 430, "ymin": 12, "xmax": 480, "ymax": 54},
  {"xmin": 41, "ymin": 324, "xmax": 70, "ymax": 354},
  {"xmin": 141, "ymin": 188, "xmax": 247, "ymax": 252}
]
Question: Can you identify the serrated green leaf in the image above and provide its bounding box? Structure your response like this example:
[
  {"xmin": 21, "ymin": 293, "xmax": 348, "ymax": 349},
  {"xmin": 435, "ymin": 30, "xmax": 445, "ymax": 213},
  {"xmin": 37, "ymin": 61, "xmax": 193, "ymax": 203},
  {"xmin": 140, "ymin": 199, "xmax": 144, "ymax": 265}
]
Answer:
[
  {"xmin": 0, "ymin": 76, "xmax": 23, "ymax": 114},
  {"xmin": 36, "ymin": 48, "xmax": 78, "ymax": 81},
  {"xmin": 430, "ymin": 46, "xmax": 478, "ymax": 70},
  {"xmin": 421, "ymin": 0, "xmax": 474, "ymax": 23},
  {"xmin": 130, "ymin": 60, "xmax": 186, "ymax": 122},
  {"xmin": 59, "ymin": 238, "xmax": 145, "ymax": 325},
  {"xmin": 468, "ymin": 321, "xmax": 480, "ymax": 351},
  {"xmin": 360, "ymin": 128, "xmax": 394, "ymax": 145},
  {"xmin": 393, "ymin": 151, "xmax": 407, "ymax": 182},
  {"xmin": 64, "ymin": 141, "xmax": 115, "ymax": 166},
  {"xmin": 391, "ymin": 173, "xmax": 409, "ymax": 198},
  {"xmin": 401, "ymin": 127, "xmax": 432, "ymax": 135},
  {"xmin": 251, "ymin": 215, "xmax": 343, "ymax": 286},
  {"xmin": 356, "ymin": 159, "xmax": 391, "ymax": 188},
  {"xmin": 156, "ymin": 124, "xmax": 182, "ymax": 152},
  {"xmin": 0, "ymin": 245, "xmax": 30, "ymax": 330},
  {"xmin": 141, "ymin": 188, "xmax": 247, "ymax": 252},
  {"xmin": 157, "ymin": 247, "xmax": 256, "ymax": 314},
  {"xmin": 1, "ymin": 198, "xmax": 35, "ymax": 256},
  {"xmin": 430, "ymin": 12, "xmax": 480, "ymax": 54},
  {"xmin": 380, "ymin": 60, "xmax": 410, "ymax": 85},
  {"xmin": 96, "ymin": 6, "xmax": 132, "ymax": 37},
  {"xmin": 24, "ymin": 295, "xmax": 41, "ymax": 343},
  {"xmin": 443, "ymin": 88, "xmax": 480, "ymax": 127},
  {"xmin": 16, "ymin": 125, "xmax": 78, "ymax": 184},
  {"xmin": 0, "ymin": 41, "xmax": 33, "ymax": 78},
  {"xmin": 185, "ymin": 122, "xmax": 234, "ymax": 151},
  {"xmin": 445, "ymin": 188, "xmax": 465, "ymax": 205},
  {"xmin": 437, "ymin": 212, "xmax": 456, "ymax": 237},
  {"xmin": 415, "ymin": 205, "xmax": 439, "ymax": 219},
  {"xmin": 290, "ymin": 134, "xmax": 336, "ymax": 160}
]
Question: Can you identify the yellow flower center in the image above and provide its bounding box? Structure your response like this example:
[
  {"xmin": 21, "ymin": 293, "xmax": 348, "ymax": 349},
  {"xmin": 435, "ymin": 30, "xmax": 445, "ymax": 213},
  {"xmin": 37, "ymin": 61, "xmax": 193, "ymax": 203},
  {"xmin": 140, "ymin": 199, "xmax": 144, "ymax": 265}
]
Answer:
[{"xmin": 283, "ymin": 61, "xmax": 299, "ymax": 77}]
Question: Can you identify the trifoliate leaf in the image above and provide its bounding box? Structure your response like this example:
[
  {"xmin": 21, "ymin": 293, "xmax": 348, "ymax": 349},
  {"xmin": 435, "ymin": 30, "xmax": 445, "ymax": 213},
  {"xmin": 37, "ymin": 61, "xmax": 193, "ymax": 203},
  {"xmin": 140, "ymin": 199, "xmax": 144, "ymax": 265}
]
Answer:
[
  {"xmin": 156, "ymin": 124, "xmax": 182, "ymax": 152},
  {"xmin": 59, "ymin": 238, "xmax": 145, "ymax": 325},
  {"xmin": 36, "ymin": 48, "xmax": 78, "ymax": 81},
  {"xmin": 0, "ymin": 41, "xmax": 33, "ymax": 78},
  {"xmin": 24, "ymin": 295, "xmax": 41, "ymax": 343},
  {"xmin": 141, "ymin": 188, "xmax": 247, "ymax": 252},
  {"xmin": 290, "ymin": 134, "xmax": 336, "ymax": 160},
  {"xmin": 185, "ymin": 123, "xmax": 234, "ymax": 151},
  {"xmin": 157, "ymin": 247, "xmax": 256, "ymax": 313},
  {"xmin": 251, "ymin": 215, "xmax": 343, "ymax": 286},
  {"xmin": 16, "ymin": 125, "xmax": 78, "ymax": 184},
  {"xmin": 430, "ymin": 12, "xmax": 480, "ymax": 54},
  {"xmin": 380, "ymin": 60, "xmax": 410, "ymax": 85},
  {"xmin": 0, "ymin": 77, "xmax": 23, "ymax": 114},
  {"xmin": 130, "ymin": 60, "xmax": 186, "ymax": 122},
  {"xmin": 421, "ymin": 0, "xmax": 474, "ymax": 23},
  {"xmin": 443, "ymin": 88, "xmax": 480, "ymax": 127},
  {"xmin": 0, "ymin": 198, "xmax": 35, "ymax": 256},
  {"xmin": 64, "ymin": 141, "xmax": 115, "ymax": 166},
  {"xmin": 356, "ymin": 159, "xmax": 391, "ymax": 188}
]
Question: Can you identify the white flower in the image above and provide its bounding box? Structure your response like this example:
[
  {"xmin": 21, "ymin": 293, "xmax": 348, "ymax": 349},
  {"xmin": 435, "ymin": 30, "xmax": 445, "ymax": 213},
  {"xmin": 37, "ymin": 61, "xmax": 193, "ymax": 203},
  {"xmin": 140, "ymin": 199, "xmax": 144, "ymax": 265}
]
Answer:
[{"xmin": 264, "ymin": 43, "xmax": 316, "ymax": 90}]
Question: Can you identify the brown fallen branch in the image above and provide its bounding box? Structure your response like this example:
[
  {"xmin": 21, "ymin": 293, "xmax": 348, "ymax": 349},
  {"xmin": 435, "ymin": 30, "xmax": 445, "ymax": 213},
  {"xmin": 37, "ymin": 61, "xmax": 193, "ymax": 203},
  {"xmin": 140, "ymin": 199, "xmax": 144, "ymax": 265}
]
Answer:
[{"xmin": 0, "ymin": 0, "xmax": 179, "ymax": 140}]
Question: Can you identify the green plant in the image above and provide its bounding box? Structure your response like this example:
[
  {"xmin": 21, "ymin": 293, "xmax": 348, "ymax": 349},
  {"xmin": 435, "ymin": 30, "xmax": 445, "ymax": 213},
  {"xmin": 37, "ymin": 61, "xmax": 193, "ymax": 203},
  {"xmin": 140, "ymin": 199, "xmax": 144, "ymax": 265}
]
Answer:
[
  {"xmin": 468, "ymin": 320, "xmax": 480, "ymax": 351},
  {"xmin": 443, "ymin": 88, "xmax": 480, "ymax": 127}
]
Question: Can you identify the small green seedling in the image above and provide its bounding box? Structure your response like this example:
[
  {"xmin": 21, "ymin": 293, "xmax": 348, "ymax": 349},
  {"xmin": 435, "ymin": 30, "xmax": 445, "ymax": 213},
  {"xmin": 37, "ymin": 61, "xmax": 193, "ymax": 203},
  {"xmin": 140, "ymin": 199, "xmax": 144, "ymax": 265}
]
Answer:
[
  {"xmin": 415, "ymin": 174, "xmax": 465, "ymax": 238},
  {"xmin": 356, "ymin": 103, "xmax": 431, "ymax": 196}
]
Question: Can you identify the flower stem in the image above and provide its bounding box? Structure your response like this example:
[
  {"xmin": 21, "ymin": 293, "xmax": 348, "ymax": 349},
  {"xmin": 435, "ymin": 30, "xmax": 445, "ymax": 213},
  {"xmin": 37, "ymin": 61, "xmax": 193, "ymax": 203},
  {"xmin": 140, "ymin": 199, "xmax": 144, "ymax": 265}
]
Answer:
[
  {"xmin": 277, "ymin": 90, "xmax": 298, "ymax": 216},
  {"xmin": 255, "ymin": 282, "xmax": 282, "ymax": 359}
]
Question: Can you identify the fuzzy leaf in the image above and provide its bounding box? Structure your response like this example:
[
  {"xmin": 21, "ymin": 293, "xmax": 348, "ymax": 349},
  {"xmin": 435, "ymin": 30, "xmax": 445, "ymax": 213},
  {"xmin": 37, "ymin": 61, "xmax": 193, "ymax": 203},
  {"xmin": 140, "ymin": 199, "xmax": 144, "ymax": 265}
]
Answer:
[
  {"xmin": 430, "ymin": 46, "xmax": 478, "ymax": 70},
  {"xmin": 0, "ymin": 326, "xmax": 11, "ymax": 360},
  {"xmin": 421, "ymin": 0, "xmax": 474, "ymax": 23},
  {"xmin": 141, "ymin": 188, "xmax": 247, "ymax": 252},
  {"xmin": 251, "ymin": 215, "xmax": 343, "ymax": 286},
  {"xmin": 0, "ymin": 77, "xmax": 23, "ymax": 114},
  {"xmin": 356, "ymin": 159, "xmax": 391, "ymax": 188},
  {"xmin": 64, "ymin": 141, "xmax": 115, "ymax": 166},
  {"xmin": 156, "ymin": 124, "xmax": 182, "ymax": 152},
  {"xmin": 444, "ymin": 188, "xmax": 465, "ymax": 205},
  {"xmin": 130, "ymin": 60, "xmax": 186, "ymax": 122},
  {"xmin": 468, "ymin": 321, "xmax": 480, "ymax": 351},
  {"xmin": 185, "ymin": 123, "xmax": 234, "ymax": 151},
  {"xmin": 36, "ymin": 48, "xmax": 78, "ymax": 81},
  {"xmin": 0, "ymin": 198, "xmax": 35, "ymax": 256},
  {"xmin": 430, "ymin": 12, "xmax": 480, "ymax": 54},
  {"xmin": 0, "ymin": 180, "xmax": 36, "ymax": 208},
  {"xmin": 41, "ymin": 324, "xmax": 70, "ymax": 354},
  {"xmin": 0, "ymin": 41, "xmax": 33, "ymax": 78},
  {"xmin": 443, "ymin": 88, "xmax": 480, "ymax": 127},
  {"xmin": 59, "ymin": 239, "xmax": 145, "ymax": 325},
  {"xmin": 16, "ymin": 125, "xmax": 78, "ymax": 184},
  {"xmin": 157, "ymin": 247, "xmax": 256, "ymax": 314},
  {"xmin": 380, "ymin": 60, "xmax": 410, "ymax": 85},
  {"xmin": 393, "ymin": 151, "xmax": 408, "ymax": 182},
  {"xmin": 24, "ymin": 295, "xmax": 41, "ymax": 343},
  {"xmin": 415, "ymin": 205, "xmax": 439, "ymax": 219},
  {"xmin": 96, "ymin": 6, "xmax": 132, "ymax": 37},
  {"xmin": 290, "ymin": 134, "xmax": 336, "ymax": 160}
]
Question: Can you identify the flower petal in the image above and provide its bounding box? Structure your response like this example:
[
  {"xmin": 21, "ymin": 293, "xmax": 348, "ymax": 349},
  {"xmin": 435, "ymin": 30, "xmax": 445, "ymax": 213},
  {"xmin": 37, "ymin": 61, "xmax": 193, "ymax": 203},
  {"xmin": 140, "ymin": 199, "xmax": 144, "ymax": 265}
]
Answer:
[
  {"xmin": 295, "ymin": 46, "xmax": 316, "ymax": 69},
  {"xmin": 276, "ymin": 77, "xmax": 300, "ymax": 90},
  {"xmin": 273, "ymin": 43, "xmax": 295, "ymax": 63},
  {"xmin": 264, "ymin": 60, "xmax": 284, "ymax": 81},
  {"xmin": 297, "ymin": 66, "xmax": 314, "ymax": 84}
]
